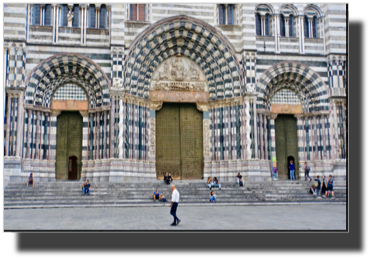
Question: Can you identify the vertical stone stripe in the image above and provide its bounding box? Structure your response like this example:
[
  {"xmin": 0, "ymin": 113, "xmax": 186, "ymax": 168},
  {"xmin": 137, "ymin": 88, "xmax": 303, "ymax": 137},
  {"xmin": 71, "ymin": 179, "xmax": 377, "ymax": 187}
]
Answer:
[
  {"xmin": 123, "ymin": 102, "xmax": 127, "ymax": 159},
  {"xmin": 259, "ymin": 113, "xmax": 264, "ymax": 159},
  {"xmin": 270, "ymin": 117, "xmax": 276, "ymax": 159},
  {"xmin": 222, "ymin": 106, "xmax": 227, "ymax": 160},
  {"xmin": 125, "ymin": 103, "xmax": 129, "ymax": 159},
  {"xmin": 26, "ymin": 110, "xmax": 33, "ymax": 158},
  {"xmin": 32, "ymin": 111, "xmax": 37, "ymax": 159},
  {"xmin": 9, "ymin": 98, "xmax": 16, "ymax": 156},
  {"xmin": 118, "ymin": 99, "xmax": 124, "ymax": 159},
  {"xmin": 82, "ymin": 115, "xmax": 88, "ymax": 161},
  {"xmin": 253, "ymin": 101, "xmax": 258, "ymax": 159},
  {"xmin": 145, "ymin": 106, "xmax": 150, "ymax": 160},
  {"xmin": 94, "ymin": 112, "xmax": 97, "ymax": 160},
  {"xmin": 219, "ymin": 107, "xmax": 223, "ymax": 160},
  {"xmin": 245, "ymin": 100, "xmax": 251, "ymax": 160},
  {"xmin": 35, "ymin": 111, "xmax": 41, "ymax": 159},
  {"xmin": 309, "ymin": 116, "xmax": 314, "ymax": 161},
  {"xmin": 237, "ymin": 104, "xmax": 242, "ymax": 160},
  {"xmin": 5, "ymin": 95, "xmax": 11, "ymax": 156},
  {"xmin": 110, "ymin": 98, "xmax": 115, "ymax": 158},
  {"xmin": 16, "ymin": 94, "xmax": 23, "ymax": 157},
  {"xmin": 342, "ymin": 104, "xmax": 347, "ymax": 159},
  {"xmin": 23, "ymin": 111, "xmax": 28, "ymax": 158},
  {"xmin": 138, "ymin": 105, "xmax": 142, "ymax": 160},
  {"xmin": 264, "ymin": 115, "xmax": 268, "ymax": 160},
  {"xmin": 210, "ymin": 108, "xmax": 214, "ymax": 160},
  {"xmin": 97, "ymin": 111, "xmax": 100, "ymax": 159},
  {"xmin": 90, "ymin": 114, "xmax": 94, "ymax": 160},
  {"xmin": 39, "ymin": 112, "xmax": 44, "ymax": 160},
  {"xmin": 296, "ymin": 117, "xmax": 304, "ymax": 161},
  {"xmin": 326, "ymin": 116, "xmax": 332, "ymax": 160},
  {"xmin": 129, "ymin": 103, "xmax": 133, "ymax": 159},
  {"xmin": 313, "ymin": 116, "xmax": 318, "ymax": 161},
  {"xmin": 230, "ymin": 105, "xmax": 235, "ymax": 160},
  {"xmin": 50, "ymin": 114, "xmax": 57, "ymax": 161},
  {"xmin": 103, "ymin": 111, "xmax": 107, "ymax": 159}
]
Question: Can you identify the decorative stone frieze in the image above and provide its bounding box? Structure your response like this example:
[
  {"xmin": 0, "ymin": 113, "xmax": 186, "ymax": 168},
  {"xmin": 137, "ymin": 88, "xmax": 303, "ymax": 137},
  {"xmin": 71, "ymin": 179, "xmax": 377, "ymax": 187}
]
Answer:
[
  {"xmin": 196, "ymin": 102, "xmax": 209, "ymax": 112},
  {"xmin": 149, "ymin": 118, "xmax": 156, "ymax": 157},
  {"xmin": 203, "ymin": 119, "xmax": 211, "ymax": 158},
  {"xmin": 150, "ymin": 101, "xmax": 163, "ymax": 111}
]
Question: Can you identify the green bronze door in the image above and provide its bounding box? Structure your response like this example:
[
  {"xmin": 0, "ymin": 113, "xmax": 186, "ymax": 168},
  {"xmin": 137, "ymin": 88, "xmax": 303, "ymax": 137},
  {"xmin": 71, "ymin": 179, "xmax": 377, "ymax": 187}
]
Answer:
[
  {"xmin": 275, "ymin": 114, "xmax": 299, "ymax": 179},
  {"xmin": 156, "ymin": 103, "xmax": 203, "ymax": 179},
  {"xmin": 56, "ymin": 111, "xmax": 83, "ymax": 180}
]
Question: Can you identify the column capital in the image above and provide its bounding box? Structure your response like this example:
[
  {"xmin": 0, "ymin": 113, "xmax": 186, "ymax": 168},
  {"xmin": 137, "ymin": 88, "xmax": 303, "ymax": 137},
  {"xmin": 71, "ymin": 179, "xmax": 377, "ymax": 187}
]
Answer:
[
  {"xmin": 269, "ymin": 113, "xmax": 278, "ymax": 120},
  {"xmin": 150, "ymin": 101, "xmax": 163, "ymax": 111},
  {"xmin": 79, "ymin": 110, "xmax": 89, "ymax": 117},
  {"xmin": 109, "ymin": 88, "xmax": 125, "ymax": 99},
  {"xmin": 196, "ymin": 102, "xmax": 209, "ymax": 112},
  {"xmin": 51, "ymin": 110, "xmax": 61, "ymax": 117}
]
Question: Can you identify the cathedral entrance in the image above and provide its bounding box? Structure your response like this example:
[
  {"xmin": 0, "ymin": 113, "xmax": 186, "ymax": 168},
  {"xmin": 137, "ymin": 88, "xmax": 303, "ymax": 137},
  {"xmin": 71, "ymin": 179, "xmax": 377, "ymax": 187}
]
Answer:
[
  {"xmin": 156, "ymin": 103, "xmax": 203, "ymax": 179},
  {"xmin": 56, "ymin": 111, "xmax": 83, "ymax": 180},
  {"xmin": 275, "ymin": 114, "xmax": 299, "ymax": 179}
]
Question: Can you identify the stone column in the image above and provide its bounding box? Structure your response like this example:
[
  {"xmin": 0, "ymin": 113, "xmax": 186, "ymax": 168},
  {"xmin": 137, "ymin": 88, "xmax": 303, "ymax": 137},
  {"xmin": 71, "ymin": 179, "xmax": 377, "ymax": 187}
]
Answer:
[
  {"xmin": 5, "ymin": 92, "xmax": 12, "ymax": 156},
  {"xmin": 110, "ymin": 97, "xmax": 115, "ymax": 158},
  {"xmin": 253, "ymin": 99, "xmax": 258, "ymax": 159},
  {"xmin": 269, "ymin": 113, "xmax": 277, "ymax": 160},
  {"xmin": 264, "ymin": 114, "xmax": 268, "ymax": 160},
  {"xmin": 299, "ymin": 16, "xmax": 305, "ymax": 53},
  {"xmin": 331, "ymin": 100, "xmax": 339, "ymax": 160},
  {"xmin": 56, "ymin": 5, "xmax": 61, "ymax": 42},
  {"xmin": 35, "ymin": 111, "xmax": 41, "ymax": 159},
  {"xmin": 243, "ymin": 96, "xmax": 251, "ymax": 160},
  {"xmin": 80, "ymin": 111, "xmax": 89, "ymax": 161},
  {"xmin": 103, "ymin": 110, "xmax": 108, "ymax": 159},
  {"xmin": 97, "ymin": 111, "xmax": 101, "ymax": 159},
  {"xmin": 26, "ymin": 109, "xmax": 33, "ymax": 159},
  {"xmin": 118, "ymin": 98, "xmax": 124, "ymax": 159},
  {"xmin": 259, "ymin": 113, "xmax": 264, "ymax": 159},
  {"xmin": 308, "ymin": 18, "xmax": 313, "ymax": 38},
  {"xmin": 49, "ymin": 110, "xmax": 61, "ymax": 161},
  {"xmin": 16, "ymin": 90, "xmax": 24, "ymax": 157},
  {"xmin": 149, "ymin": 101, "xmax": 163, "ymax": 162}
]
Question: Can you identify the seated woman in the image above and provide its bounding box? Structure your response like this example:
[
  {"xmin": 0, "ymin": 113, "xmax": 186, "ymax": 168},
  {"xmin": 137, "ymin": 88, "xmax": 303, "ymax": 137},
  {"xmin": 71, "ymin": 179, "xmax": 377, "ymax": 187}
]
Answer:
[
  {"xmin": 210, "ymin": 177, "xmax": 221, "ymax": 190},
  {"xmin": 26, "ymin": 173, "xmax": 34, "ymax": 188},
  {"xmin": 210, "ymin": 190, "xmax": 216, "ymax": 203}
]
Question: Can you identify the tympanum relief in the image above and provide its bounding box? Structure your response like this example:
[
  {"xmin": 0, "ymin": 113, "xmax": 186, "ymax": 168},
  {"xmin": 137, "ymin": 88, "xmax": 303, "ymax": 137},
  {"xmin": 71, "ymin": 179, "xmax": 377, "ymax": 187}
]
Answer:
[{"xmin": 150, "ymin": 55, "xmax": 208, "ymax": 92}]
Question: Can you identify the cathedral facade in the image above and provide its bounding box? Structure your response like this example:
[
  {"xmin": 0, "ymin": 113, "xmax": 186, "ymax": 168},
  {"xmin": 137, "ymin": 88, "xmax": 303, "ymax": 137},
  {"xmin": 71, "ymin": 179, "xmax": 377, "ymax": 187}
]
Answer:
[{"xmin": 3, "ymin": 3, "xmax": 347, "ymax": 184}]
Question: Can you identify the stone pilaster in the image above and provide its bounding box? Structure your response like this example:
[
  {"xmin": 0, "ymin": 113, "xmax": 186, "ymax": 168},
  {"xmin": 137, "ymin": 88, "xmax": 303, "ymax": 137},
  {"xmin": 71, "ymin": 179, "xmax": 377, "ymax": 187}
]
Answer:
[{"xmin": 49, "ymin": 110, "xmax": 61, "ymax": 161}]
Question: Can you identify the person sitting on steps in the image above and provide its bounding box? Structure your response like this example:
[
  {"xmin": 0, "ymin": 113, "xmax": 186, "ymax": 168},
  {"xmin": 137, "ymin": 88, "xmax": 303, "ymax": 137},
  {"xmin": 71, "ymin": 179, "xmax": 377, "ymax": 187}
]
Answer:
[
  {"xmin": 208, "ymin": 177, "xmax": 221, "ymax": 190},
  {"xmin": 210, "ymin": 190, "xmax": 216, "ymax": 203},
  {"xmin": 152, "ymin": 189, "xmax": 164, "ymax": 201},
  {"xmin": 81, "ymin": 180, "xmax": 91, "ymax": 196},
  {"xmin": 236, "ymin": 173, "xmax": 244, "ymax": 186},
  {"xmin": 163, "ymin": 172, "xmax": 173, "ymax": 185},
  {"xmin": 26, "ymin": 173, "xmax": 34, "ymax": 188}
]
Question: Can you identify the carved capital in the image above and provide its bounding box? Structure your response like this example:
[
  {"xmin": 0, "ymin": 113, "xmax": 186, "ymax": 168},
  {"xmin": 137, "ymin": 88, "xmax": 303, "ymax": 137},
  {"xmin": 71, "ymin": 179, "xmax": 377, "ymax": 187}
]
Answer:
[
  {"xmin": 196, "ymin": 102, "xmax": 209, "ymax": 112},
  {"xmin": 109, "ymin": 88, "xmax": 125, "ymax": 99},
  {"xmin": 150, "ymin": 101, "xmax": 163, "ymax": 111},
  {"xmin": 51, "ymin": 110, "xmax": 61, "ymax": 117},
  {"xmin": 269, "ymin": 113, "xmax": 278, "ymax": 120},
  {"xmin": 79, "ymin": 111, "xmax": 89, "ymax": 117}
]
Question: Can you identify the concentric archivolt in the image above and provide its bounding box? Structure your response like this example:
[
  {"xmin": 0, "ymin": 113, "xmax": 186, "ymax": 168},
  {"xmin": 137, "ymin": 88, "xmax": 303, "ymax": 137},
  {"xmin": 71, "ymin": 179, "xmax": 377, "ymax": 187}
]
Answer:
[
  {"xmin": 124, "ymin": 15, "xmax": 243, "ymax": 100},
  {"xmin": 25, "ymin": 53, "xmax": 110, "ymax": 108}
]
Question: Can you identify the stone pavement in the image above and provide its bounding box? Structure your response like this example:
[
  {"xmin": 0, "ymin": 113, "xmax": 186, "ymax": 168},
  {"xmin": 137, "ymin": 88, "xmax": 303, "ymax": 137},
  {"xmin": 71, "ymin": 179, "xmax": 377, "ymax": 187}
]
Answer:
[{"xmin": 4, "ymin": 204, "xmax": 346, "ymax": 230}]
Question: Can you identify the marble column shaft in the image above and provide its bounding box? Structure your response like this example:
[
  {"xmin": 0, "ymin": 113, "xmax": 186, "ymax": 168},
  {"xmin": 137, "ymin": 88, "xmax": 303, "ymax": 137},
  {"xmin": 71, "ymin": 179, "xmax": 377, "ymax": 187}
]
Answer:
[
  {"xmin": 16, "ymin": 94, "xmax": 24, "ymax": 157},
  {"xmin": 110, "ymin": 98, "xmax": 115, "ymax": 158},
  {"xmin": 5, "ymin": 94, "xmax": 12, "ymax": 156},
  {"xmin": 103, "ymin": 111, "xmax": 107, "ymax": 159},
  {"xmin": 264, "ymin": 114, "xmax": 268, "ymax": 160},
  {"xmin": 253, "ymin": 100, "xmax": 258, "ymax": 159}
]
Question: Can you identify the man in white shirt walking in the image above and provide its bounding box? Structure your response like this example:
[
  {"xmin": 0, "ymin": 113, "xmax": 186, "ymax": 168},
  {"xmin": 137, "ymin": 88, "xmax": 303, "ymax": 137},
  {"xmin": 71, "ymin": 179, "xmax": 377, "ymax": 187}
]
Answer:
[{"xmin": 170, "ymin": 185, "xmax": 181, "ymax": 226}]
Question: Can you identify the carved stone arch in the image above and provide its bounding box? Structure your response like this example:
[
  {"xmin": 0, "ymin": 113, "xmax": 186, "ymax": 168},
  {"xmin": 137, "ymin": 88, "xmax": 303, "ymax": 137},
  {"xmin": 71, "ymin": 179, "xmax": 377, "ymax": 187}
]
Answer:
[
  {"xmin": 124, "ymin": 15, "xmax": 243, "ymax": 100},
  {"xmin": 255, "ymin": 4, "xmax": 275, "ymax": 16},
  {"xmin": 257, "ymin": 61, "xmax": 329, "ymax": 112},
  {"xmin": 303, "ymin": 4, "xmax": 323, "ymax": 18},
  {"xmin": 279, "ymin": 4, "xmax": 299, "ymax": 17},
  {"xmin": 25, "ymin": 53, "xmax": 110, "ymax": 108}
]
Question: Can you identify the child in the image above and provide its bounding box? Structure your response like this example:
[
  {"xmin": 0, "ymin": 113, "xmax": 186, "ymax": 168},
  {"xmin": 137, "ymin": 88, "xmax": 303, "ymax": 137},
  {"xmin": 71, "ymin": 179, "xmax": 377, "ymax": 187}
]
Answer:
[{"xmin": 210, "ymin": 190, "xmax": 216, "ymax": 203}]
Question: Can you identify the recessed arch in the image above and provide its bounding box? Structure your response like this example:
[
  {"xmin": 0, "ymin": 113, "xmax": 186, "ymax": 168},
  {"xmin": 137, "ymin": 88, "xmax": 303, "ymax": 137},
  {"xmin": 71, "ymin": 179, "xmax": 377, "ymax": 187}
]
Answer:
[
  {"xmin": 303, "ymin": 4, "xmax": 323, "ymax": 18},
  {"xmin": 255, "ymin": 4, "xmax": 275, "ymax": 15},
  {"xmin": 279, "ymin": 4, "xmax": 299, "ymax": 16},
  {"xmin": 25, "ymin": 53, "xmax": 110, "ymax": 108},
  {"xmin": 256, "ymin": 61, "xmax": 329, "ymax": 112},
  {"xmin": 124, "ymin": 15, "xmax": 243, "ymax": 100}
]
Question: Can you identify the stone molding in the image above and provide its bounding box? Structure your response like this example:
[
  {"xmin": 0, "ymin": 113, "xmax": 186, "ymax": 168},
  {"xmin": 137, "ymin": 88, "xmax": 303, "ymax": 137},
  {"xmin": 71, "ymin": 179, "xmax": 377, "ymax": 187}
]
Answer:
[
  {"xmin": 209, "ymin": 97, "xmax": 243, "ymax": 109},
  {"xmin": 109, "ymin": 88, "xmax": 126, "ymax": 99},
  {"xmin": 79, "ymin": 111, "xmax": 89, "ymax": 117},
  {"xmin": 6, "ymin": 89, "xmax": 24, "ymax": 98},
  {"xmin": 51, "ymin": 110, "xmax": 62, "ymax": 117},
  {"xmin": 124, "ymin": 94, "xmax": 150, "ymax": 106}
]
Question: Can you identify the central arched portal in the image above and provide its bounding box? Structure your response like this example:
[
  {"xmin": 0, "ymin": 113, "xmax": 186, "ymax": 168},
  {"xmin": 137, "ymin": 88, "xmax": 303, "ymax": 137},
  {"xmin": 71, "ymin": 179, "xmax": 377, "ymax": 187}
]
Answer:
[{"xmin": 156, "ymin": 103, "xmax": 203, "ymax": 179}]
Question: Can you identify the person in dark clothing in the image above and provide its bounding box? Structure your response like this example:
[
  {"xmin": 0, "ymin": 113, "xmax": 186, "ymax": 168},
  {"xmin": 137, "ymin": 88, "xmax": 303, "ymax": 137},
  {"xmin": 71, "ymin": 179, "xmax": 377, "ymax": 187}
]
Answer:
[
  {"xmin": 313, "ymin": 176, "xmax": 322, "ymax": 199},
  {"xmin": 325, "ymin": 175, "xmax": 335, "ymax": 199},
  {"xmin": 321, "ymin": 175, "xmax": 327, "ymax": 197},
  {"xmin": 152, "ymin": 189, "xmax": 163, "ymax": 201},
  {"xmin": 304, "ymin": 162, "xmax": 312, "ymax": 181},
  {"xmin": 289, "ymin": 160, "xmax": 295, "ymax": 180},
  {"xmin": 81, "ymin": 180, "xmax": 91, "ymax": 196},
  {"xmin": 236, "ymin": 173, "xmax": 244, "ymax": 186},
  {"xmin": 163, "ymin": 172, "xmax": 173, "ymax": 184},
  {"xmin": 26, "ymin": 173, "xmax": 34, "ymax": 188}
]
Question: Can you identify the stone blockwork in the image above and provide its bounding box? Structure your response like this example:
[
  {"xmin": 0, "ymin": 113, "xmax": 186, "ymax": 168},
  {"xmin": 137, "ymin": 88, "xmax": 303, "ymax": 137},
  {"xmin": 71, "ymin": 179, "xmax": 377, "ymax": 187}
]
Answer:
[{"xmin": 3, "ymin": 3, "xmax": 346, "ymax": 183}]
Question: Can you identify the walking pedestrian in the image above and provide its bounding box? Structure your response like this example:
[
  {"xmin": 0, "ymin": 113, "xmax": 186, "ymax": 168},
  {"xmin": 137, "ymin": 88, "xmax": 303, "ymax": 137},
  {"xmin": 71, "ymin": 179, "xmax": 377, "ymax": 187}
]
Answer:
[
  {"xmin": 169, "ymin": 185, "xmax": 181, "ymax": 226},
  {"xmin": 304, "ymin": 162, "xmax": 312, "ymax": 182}
]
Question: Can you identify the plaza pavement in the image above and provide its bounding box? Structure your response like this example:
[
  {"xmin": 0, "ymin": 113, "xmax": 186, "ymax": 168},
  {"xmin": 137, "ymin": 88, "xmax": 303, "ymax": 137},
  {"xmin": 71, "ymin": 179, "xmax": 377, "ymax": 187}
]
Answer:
[{"xmin": 4, "ymin": 204, "xmax": 346, "ymax": 230}]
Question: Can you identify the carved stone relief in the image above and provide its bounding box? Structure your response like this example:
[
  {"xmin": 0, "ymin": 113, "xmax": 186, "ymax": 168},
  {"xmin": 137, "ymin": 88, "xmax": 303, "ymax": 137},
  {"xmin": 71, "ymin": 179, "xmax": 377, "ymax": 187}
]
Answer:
[
  {"xmin": 149, "ymin": 118, "xmax": 156, "ymax": 157},
  {"xmin": 112, "ymin": 78, "xmax": 124, "ymax": 89},
  {"xmin": 203, "ymin": 119, "xmax": 211, "ymax": 158},
  {"xmin": 150, "ymin": 55, "xmax": 208, "ymax": 92}
]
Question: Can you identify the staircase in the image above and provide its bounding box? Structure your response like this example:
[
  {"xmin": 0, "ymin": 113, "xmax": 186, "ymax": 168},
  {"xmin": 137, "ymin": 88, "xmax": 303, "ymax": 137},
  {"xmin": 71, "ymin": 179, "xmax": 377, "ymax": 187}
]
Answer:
[{"xmin": 4, "ymin": 180, "xmax": 346, "ymax": 209}]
